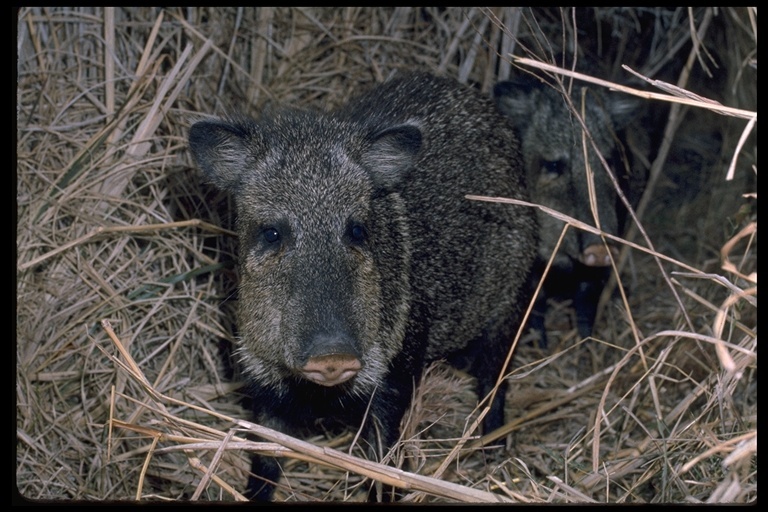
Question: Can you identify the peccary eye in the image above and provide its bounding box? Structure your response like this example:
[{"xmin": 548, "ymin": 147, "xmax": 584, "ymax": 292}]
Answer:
[
  {"xmin": 346, "ymin": 222, "xmax": 368, "ymax": 245},
  {"xmin": 541, "ymin": 159, "xmax": 566, "ymax": 178},
  {"xmin": 262, "ymin": 227, "xmax": 280, "ymax": 244}
]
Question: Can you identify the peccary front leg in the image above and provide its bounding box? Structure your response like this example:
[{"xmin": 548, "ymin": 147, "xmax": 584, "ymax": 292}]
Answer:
[
  {"xmin": 243, "ymin": 400, "xmax": 299, "ymax": 502},
  {"xmin": 246, "ymin": 452, "xmax": 281, "ymax": 501},
  {"xmin": 527, "ymin": 260, "xmax": 551, "ymax": 349},
  {"xmin": 364, "ymin": 393, "xmax": 411, "ymax": 502},
  {"xmin": 573, "ymin": 272, "xmax": 606, "ymax": 340},
  {"xmin": 529, "ymin": 293, "xmax": 550, "ymax": 349},
  {"xmin": 573, "ymin": 248, "xmax": 613, "ymax": 340},
  {"xmin": 529, "ymin": 257, "xmax": 611, "ymax": 348},
  {"xmin": 365, "ymin": 344, "xmax": 430, "ymax": 501}
]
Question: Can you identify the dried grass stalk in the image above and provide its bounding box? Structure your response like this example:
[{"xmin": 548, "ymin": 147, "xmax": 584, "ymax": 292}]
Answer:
[{"xmin": 17, "ymin": 7, "xmax": 755, "ymax": 503}]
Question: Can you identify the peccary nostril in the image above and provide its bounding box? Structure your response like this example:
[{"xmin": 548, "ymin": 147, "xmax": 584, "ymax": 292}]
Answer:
[
  {"xmin": 581, "ymin": 244, "xmax": 618, "ymax": 267},
  {"xmin": 301, "ymin": 354, "xmax": 362, "ymax": 387}
]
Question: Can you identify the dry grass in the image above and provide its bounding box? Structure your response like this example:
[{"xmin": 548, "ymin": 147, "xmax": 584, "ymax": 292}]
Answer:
[{"xmin": 16, "ymin": 7, "xmax": 756, "ymax": 503}]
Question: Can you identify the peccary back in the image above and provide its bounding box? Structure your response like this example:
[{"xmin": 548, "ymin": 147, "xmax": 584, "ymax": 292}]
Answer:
[
  {"xmin": 494, "ymin": 74, "xmax": 646, "ymax": 346},
  {"xmin": 188, "ymin": 72, "xmax": 537, "ymax": 500}
]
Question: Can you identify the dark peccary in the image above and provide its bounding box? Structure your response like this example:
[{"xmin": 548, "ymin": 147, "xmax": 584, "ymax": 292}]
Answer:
[
  {"xmin": 188, "ymin": 72, "xmax": 537, "ymax": 501},
  {"xmin": 494, "ymin": 73, "xmax": 646, "ymax": 348}
]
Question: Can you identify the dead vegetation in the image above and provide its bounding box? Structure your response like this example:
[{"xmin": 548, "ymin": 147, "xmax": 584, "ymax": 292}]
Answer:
[{"xmin": 16, "ymin": 7, "xmax": 756, "ymax": 503}]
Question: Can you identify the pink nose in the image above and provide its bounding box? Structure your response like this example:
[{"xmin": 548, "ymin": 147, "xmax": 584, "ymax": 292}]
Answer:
[
  {"xmin": 301, "ymin": 354, "xmax": 362, "ymax": 386},
  {"xmin": 580, "ymin": 244, "xmax": 618, "ymax": 267}
]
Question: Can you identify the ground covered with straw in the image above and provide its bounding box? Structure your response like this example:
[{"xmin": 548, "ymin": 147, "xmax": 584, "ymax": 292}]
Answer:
[{"xmin": 16, "ymin": 7, "xmax": 756, "ymax": 503}]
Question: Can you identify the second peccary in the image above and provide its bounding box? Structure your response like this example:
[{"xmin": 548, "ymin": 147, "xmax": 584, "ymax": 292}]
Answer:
[
  {"xmin": 188, "ymin": 72, "xmax": 537, "ymax": 501},
  {"xmin": 494, "ymin": 74, "xmax": 647, "ymax": 348}
]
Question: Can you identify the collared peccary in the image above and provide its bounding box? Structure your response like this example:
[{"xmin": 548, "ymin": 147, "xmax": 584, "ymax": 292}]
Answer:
[
  {"xmin": 493, "ymin": 73, "xmax": 646, "ymax": 348},
  {"xmin": 188, "ymin": 71, "xmax": 537, "ymax": 501}
]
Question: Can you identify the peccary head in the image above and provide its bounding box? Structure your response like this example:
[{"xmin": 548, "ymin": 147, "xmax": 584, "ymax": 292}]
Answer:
[
  {"xmin": 494, "ymin": 76, "xmax": 640, "ymax": 271},
  {"xmin": 188, "ymin": 110, "xmax": 421, "ymax": 398}
]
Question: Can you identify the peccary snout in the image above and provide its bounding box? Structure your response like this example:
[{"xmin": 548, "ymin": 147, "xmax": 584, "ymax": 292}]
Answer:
[
  {"xmin": 302, "ymin": 354, "xmax": 362, "ymax": 386},
  {"xmin": 580, "ymin": 243, "xmax": 618, "ymax": 267},
  {"xmin": 301, "ymin": 334, "xmax": 362, "ymax": 386}
]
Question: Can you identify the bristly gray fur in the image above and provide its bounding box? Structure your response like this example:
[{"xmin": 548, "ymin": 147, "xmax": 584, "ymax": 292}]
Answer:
[
  {"xmin": 188, "ymin": 71, "xmax": 537, "ymax": 501},
  {"xmin": 494, "ymin": 74, "xmax": 648, "ymax": 346}
]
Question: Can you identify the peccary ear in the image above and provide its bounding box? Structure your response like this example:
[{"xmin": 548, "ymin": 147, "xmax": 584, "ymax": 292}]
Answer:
[
  {"xmin": 607, "ymin": 96, "xmax": 642, "ymax": 131},
  {"xmin": 362, "ymin": 122, "xmax": 423, "ymax": 188},
  {"xmin": 493, "ymin": 80, "xmax": 537, "ymax": 128},
  {"xmin": 188, "ymin": 118, "xmax": 261, "ymax": 191}
]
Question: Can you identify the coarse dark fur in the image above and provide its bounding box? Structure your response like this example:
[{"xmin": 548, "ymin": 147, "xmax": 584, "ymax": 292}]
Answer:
[
  {"xmin": 188, "ymin": 71, "xmax": 537, "ymax": 501},
  {"xmin": 494, "ymin": 73, "xmax": 647, "ymax": 347}
]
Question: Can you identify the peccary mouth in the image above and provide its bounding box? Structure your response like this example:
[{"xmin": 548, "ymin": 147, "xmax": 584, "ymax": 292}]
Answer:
[{"xmin": 301, "ymin": 354, "xmax": 362, "ymax": 387}]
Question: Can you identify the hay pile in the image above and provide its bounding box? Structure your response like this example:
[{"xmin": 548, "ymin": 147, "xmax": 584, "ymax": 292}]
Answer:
[{"xmin": 16, "ymin": 7, "xmax": 756, "ymax": 503}]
